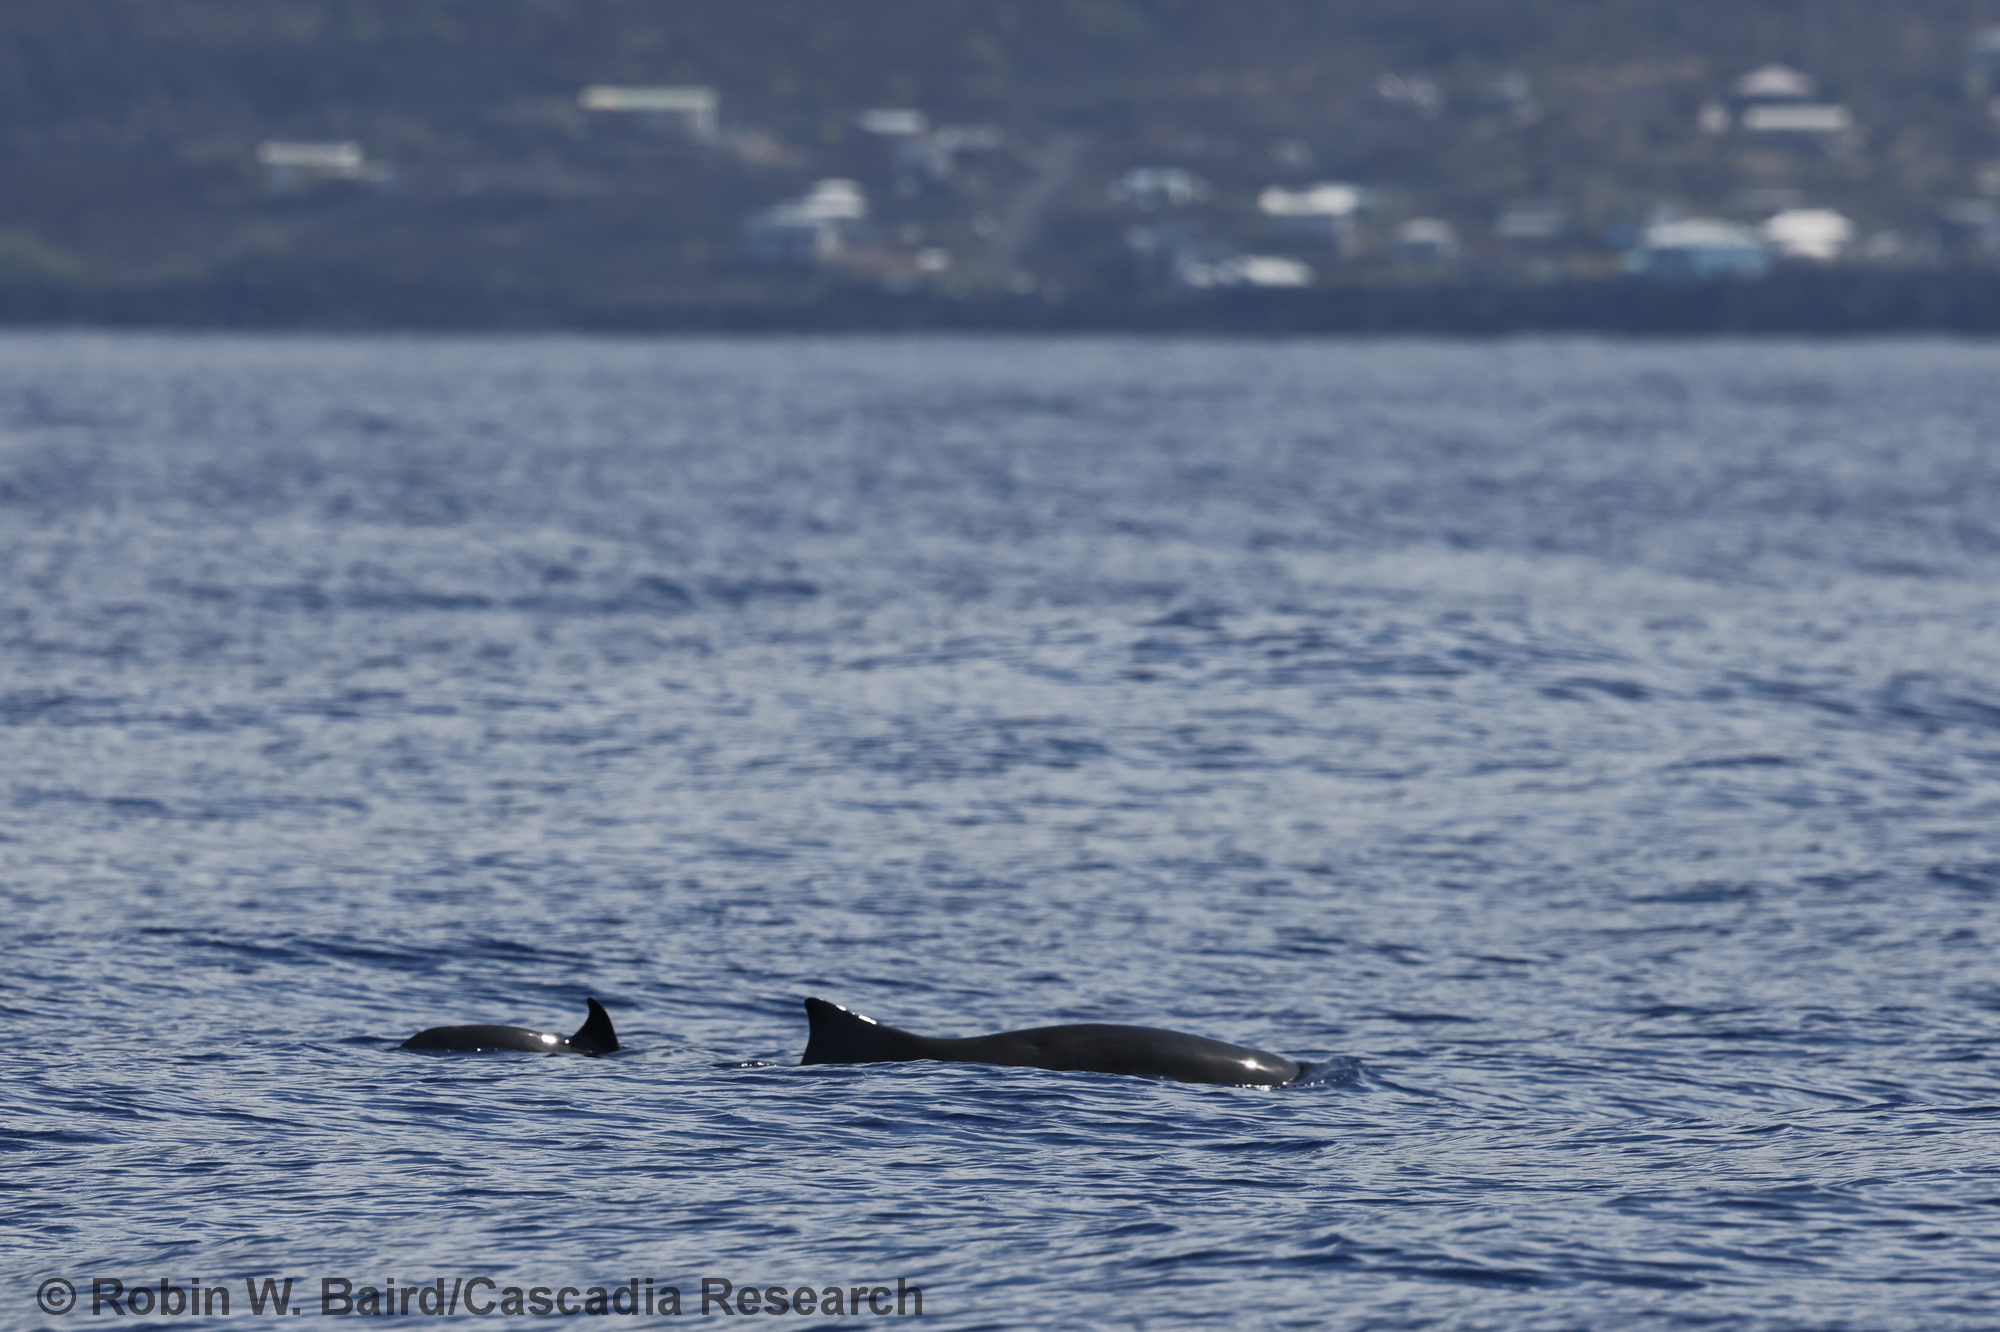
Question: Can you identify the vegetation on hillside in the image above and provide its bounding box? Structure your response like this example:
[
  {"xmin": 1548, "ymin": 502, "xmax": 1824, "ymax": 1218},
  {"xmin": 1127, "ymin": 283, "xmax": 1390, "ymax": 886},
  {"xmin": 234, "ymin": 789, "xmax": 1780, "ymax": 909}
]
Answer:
[{"xmin": 1, "ymin": 0, "xmax": 1996, "ymax": 318}]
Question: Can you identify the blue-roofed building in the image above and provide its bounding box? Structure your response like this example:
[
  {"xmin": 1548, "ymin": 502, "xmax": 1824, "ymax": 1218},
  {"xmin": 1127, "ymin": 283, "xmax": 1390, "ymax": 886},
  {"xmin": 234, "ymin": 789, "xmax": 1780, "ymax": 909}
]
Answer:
[{"xmin": 1624, "ymin": 219, "xmax": 1771, "ymax": 280}]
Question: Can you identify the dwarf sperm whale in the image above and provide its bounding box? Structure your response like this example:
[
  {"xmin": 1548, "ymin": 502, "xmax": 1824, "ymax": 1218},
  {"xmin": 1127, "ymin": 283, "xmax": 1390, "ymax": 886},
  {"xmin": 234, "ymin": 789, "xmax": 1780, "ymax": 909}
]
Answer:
[
  {"xmin": 800, "ymin": 997, "xmax": 1300, "ymax": 1086},
  {"xmin": 400, "ymin": 998, "xmax": 619, "ymax": 1055}
]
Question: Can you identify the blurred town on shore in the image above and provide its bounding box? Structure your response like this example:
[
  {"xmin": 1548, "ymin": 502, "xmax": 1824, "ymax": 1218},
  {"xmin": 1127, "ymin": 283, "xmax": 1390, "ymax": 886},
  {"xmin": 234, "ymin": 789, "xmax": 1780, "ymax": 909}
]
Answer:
[{"xmin": 6, "ymin": 0, "xmax": 2000, "ymax": 332}]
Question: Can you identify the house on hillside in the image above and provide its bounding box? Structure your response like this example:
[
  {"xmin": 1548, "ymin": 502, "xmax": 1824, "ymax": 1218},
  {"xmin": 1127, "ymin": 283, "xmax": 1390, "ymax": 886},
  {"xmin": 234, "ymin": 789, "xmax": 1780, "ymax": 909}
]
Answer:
[
  {"xmin": 857, "ymin": 112, "xmax": 1003, "ymax": 192},
  {"xmin": 255, "ymin": 141, "xmax": 382, "ymax": 194},
  {"xmin": 1376, "ymin": 73, "xmax": 1443, "ymax": 119},
  {"xmin": 579, "ymin": 86, "xmax": 718, "ymax": 138},
  {"xmin": 1473, "ymin": 70, "xmax": 1540, "ymax": 126},
  {"xmin": 895, "ymin": 125, "xmax": 1003, "ymax": 191},
  {"xmin": 1763, "ymin": 208, "xmax": 1854, "ymax": 262},
  {"xmin": 1702, "ymin": 65, "xmax": 1853, "ymax": 137},
  {"xmin": 745, "ymin": 206, "xmax": 839, "ymax": 265},
  {"xmin": 744, "ymin": 180, "xmax": 868, "ymax": 266},
  {"xmin": 1936, "ymin": 199, "xmax": 2000, "ymax": 264},
  {"xmin": 1175, "ymin": 254, "xmax": 1313, "ymax": 290},
  {"xmin": 1123, "ymin": 224, "xmax": 1309, "ymax": 290},
  {"xmin": 1259, "ymin": 183, "xmax": 1368, "ymax": 253},
  {"xmin": 1390, "ymin": 218, "xmax": 1460, "ymax": 264},
  {"xmin": 1494, "ymin": 198, "xmax": 1569, "ymax": 245},
  {"xmin": 1624, "ymin": 218, "xmax": 1770, "ymax": 279},
  {"xmin": 857, "ymin": 109, "xmax": 926, "ymax": 137},
  {"xmin": 1109, "ymin": 168, "xmax": 1205, "ymax": 210},
  {"xmin": 1970, "ymin": 27, "xmax": 2000, "ymax": 100},
  {"xmin": 1734, "ymin": 63, "xmax": 1817, "ymax": 106}
]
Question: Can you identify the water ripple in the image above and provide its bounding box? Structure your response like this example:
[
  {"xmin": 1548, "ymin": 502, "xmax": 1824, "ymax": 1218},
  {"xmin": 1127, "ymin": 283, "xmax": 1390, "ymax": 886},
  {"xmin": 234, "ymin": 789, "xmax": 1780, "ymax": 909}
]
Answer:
[{"xmin": 3, "ymin": 334, "xmax": 2000, "ymax": 1327}]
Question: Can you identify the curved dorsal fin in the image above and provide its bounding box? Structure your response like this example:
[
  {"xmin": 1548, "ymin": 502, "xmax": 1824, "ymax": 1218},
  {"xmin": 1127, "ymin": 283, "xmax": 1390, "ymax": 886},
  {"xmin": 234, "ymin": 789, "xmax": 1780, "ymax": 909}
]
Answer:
[
  {"xmin": 800, "ymin": 997, "xmax": 929, "ymax": 1065},
  {"xmin": 569, "ymin": 997, "xmax": 619, "ymax": 1054}
]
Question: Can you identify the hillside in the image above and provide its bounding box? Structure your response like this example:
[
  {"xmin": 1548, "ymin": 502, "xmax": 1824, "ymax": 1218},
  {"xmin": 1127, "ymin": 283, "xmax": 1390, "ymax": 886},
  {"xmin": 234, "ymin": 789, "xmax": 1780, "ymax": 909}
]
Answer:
[{"xmin": 2, "ymin": 0, "xmax": 1998, "ymax": 326}]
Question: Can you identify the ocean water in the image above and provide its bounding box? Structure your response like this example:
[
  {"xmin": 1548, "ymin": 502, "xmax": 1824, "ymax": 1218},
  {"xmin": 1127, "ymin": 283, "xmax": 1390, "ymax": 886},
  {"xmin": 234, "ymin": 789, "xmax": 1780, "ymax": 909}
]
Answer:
[{"xmin": 4, "ymin": 331, "xmax": 2000, "ymax": 1330}]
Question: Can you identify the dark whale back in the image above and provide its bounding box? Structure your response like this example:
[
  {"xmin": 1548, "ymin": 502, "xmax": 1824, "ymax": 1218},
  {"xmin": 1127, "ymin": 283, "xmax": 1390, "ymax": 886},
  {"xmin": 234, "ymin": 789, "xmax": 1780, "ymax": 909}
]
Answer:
[
  {"xmin": 400, "ymin": 998, "xmax": 619, "ymax": 1055},
  {"xmin": 800, "ymin": 997, "xmax": 1300, "ymax": 1086}
]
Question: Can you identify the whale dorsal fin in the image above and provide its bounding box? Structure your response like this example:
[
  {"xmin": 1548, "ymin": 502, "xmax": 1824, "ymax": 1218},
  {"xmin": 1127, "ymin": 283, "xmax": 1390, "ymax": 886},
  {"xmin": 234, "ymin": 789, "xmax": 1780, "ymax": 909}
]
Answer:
[
  {"xmin": 569, "ymin": 998, "xmax": 619, "ymax": 1054},
  {"xmin": 800, "ymin": 997, "xmax": 928, "ymax": 1065}
]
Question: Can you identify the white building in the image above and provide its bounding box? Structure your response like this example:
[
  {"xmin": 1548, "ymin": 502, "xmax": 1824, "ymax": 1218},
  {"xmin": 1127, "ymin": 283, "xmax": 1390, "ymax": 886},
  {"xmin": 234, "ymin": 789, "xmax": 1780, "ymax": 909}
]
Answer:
[
  {"xmin": 1741, "ymin": 104, "xmax": 1853, "ymax": 134},
  {"xmin": 1494, "ymin": 198, "xmax": 1568, "ymax": 243},
  {"xmin": 1177, "ymin": 254, "xmax": 1313, "ymax": 289},
  {"xmin": 579, "ymin": 86, "xmax": 718, "ymax": 138},
  {"xmin": 1625, "ymin": 218, "xmax": 1771, "ymax": 279},
  {"xmin": 743, "ymin": 180, "xmax": 868, "ymax": 266},
  {"xmin": 1392, "ymin": 218, "xmax": 1460, "ymax": 262},
  {"xmin": 1712, "ymin": 65, "xmax": 1853, "ymax": 137},
  {"xmin": 1377, "ymin": 73, "xmax": 1443, "ymax": 118},
  {"xmin": 255, "ymin": 141, "xmax": 375, "ymax": 193},
  {"xmin": 1763, "ymin": 208, "xmax": 1855, "ymax": 262},
  {"xmin": 1734, "ymin": 64, "xmax": 1817, "ymax": 102},
  {"xmin": 795, "ymin": 179, "xmax": 866, "ymax": 221},
  {"xmin": 1259, "ymin": 183, "xmax": 1368, "ymax": 249},
  {"xmin": 1110, "ymin": 167, "xmax": 1205, "ymax": 210},
  {"xmin": 857, "ymin": 109, "xmax": 926, "ymax": 136}
]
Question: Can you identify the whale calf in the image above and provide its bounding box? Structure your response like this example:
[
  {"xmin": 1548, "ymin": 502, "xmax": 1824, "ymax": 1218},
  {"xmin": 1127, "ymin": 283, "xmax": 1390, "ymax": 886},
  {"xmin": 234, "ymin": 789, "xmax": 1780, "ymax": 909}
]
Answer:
[
  {"xmin": 800, "ymin": 997, "xmax": 1300, "ymax": 1086},
  {"xmin": 400, "ymin": 998, "xmax": 619, "ymax": 1055}
]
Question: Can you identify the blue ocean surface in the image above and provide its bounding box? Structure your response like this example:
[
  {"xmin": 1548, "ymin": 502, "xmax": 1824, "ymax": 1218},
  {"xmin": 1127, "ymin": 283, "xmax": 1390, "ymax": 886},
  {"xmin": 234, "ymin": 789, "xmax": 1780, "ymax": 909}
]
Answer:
[{"xmin": 4, "ymin": 331, "xmax": 2000, "ymax": 1329}]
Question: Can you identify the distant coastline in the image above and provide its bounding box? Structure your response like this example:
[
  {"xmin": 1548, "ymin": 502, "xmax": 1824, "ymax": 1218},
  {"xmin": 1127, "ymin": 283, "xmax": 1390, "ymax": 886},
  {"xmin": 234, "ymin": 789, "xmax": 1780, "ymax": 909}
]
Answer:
[{"xmin": 4, "ymin": 270, "xmax": 1999, "ymax": 336}]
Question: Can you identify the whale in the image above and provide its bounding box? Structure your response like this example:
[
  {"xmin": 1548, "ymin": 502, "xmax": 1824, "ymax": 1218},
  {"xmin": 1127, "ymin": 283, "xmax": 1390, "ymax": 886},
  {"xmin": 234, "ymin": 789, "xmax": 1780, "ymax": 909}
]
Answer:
[
  {"xmin": 400, "ymin": 998, "xmax": 619, "ymax": 1055},
  {"xmin": 799, "ymin": 997, "xmax": 1300, "ymax": 1086}
]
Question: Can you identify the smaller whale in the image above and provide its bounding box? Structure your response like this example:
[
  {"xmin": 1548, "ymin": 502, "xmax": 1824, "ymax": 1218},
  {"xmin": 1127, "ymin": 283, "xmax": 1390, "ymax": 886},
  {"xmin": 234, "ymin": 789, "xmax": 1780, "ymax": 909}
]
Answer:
[
  {"xmin": 800, "ymin": 997, "xmax": 1301, "ymax": 1086},
  {"xmin": 400, "ymin": 998, "xmax": 619, "ymax": 1055}
]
